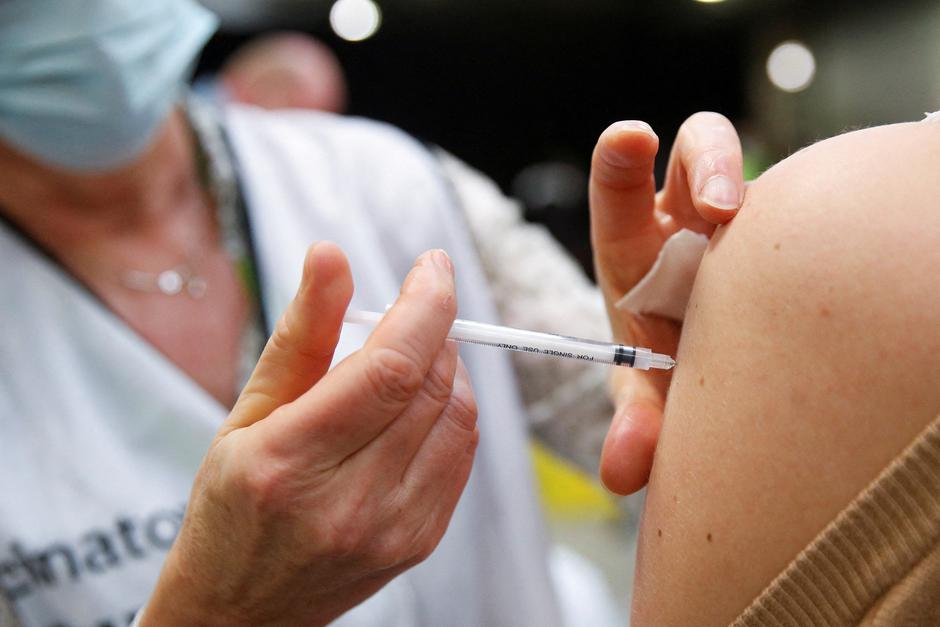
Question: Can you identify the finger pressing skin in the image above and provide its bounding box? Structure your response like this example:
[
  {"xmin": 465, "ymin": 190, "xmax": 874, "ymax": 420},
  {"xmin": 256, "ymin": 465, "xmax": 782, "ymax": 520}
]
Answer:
[
  {"xmin": 660, "ymin": 112, "xmax": 744, "ymax": 230},
  {"xmin": 263, "ymin": 249, "xmax": 458, "ymax": 463},
  {"xmin": 225, "ymin": 241, "xmax": 353, "ymax": 434}
]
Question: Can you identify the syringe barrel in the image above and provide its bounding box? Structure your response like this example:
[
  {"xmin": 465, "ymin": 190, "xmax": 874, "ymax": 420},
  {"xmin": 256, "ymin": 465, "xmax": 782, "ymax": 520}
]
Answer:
[
  {"xmin": 342, "ymin": 309, "xmax": 674, "ymax": 370},
  {"xmin": 448, "ymin": 318, "xmax": 625, "ymax": 365}
]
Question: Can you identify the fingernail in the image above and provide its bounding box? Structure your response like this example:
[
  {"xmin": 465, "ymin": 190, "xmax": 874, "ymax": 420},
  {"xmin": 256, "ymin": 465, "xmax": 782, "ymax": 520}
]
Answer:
[
  {"xmin": 701, "ymin": 175, "xmax": 740, "ymax": 210},
  {"xmin": 429, "ymin": 249, "xmax": 453, "ymax": 275},
  {"xmin": 299, "ymin": 242, "xmax": 319, "ymax": 288},
  {"xmin": 617, "ymin": 120, "xmax": 657, "ymax": 138}
]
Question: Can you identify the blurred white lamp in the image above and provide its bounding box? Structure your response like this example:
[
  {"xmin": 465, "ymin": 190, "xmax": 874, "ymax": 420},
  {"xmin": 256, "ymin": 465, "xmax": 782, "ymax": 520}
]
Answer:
[
  {"xmin": 766, "ymin": 40, "xmax": 816, "ymax": 93},
  {"xmin": 330, "ymin": 0, "xmax": 382, "ymax": 42}
]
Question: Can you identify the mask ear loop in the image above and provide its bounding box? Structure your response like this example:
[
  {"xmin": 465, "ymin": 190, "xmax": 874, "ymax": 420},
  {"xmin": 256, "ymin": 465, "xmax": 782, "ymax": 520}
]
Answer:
[{"xmin": 194, "ymin": 97, "xmax": 272, "ymax": 337}]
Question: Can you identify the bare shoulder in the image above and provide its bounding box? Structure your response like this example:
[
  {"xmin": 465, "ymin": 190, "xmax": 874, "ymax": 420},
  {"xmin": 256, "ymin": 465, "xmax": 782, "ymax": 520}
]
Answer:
[
  {"xmin": 745, "ymin": 120, "xmax": 940, "ymax": 243},
  {"xmin": 631, "ymin": 122, "xmax": 940, "ymax": 626}
]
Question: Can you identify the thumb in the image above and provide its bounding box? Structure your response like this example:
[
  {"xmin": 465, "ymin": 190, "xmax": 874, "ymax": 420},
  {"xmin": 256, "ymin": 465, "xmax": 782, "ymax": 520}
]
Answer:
[
  {"xmin": 600, "ymin": 369, "xmax": 665, "ymax": 495},
  {"xmin": 589, "ymin": 121, "xmax": 664, "ymax": 297},
  {"xmin": 224, "ymin": 241, "xmax": 353, "ymax": 434}
]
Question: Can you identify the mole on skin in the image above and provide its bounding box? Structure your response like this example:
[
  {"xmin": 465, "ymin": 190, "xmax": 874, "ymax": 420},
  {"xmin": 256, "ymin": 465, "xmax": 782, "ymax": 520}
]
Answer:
[
  {"xmin": 699, "ymin": 375, "xmax": 705, "ymax": 387},
  {"xmin": 820, "ymin": 306, "xmax": 832, "ymax": 318},
  {"xmin": 707, "ymin": 533, "xmax": 713, "ymax": 543}
]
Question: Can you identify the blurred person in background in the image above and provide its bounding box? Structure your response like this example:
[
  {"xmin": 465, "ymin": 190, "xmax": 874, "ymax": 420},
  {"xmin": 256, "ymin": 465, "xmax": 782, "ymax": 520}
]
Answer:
[
  {"xmin": 0, "ymin": 1, "xmax": 748, "ymax": 626},
  {"xmin": 218, "ymin": 32, "xmax": 347, "ymax": 113}
]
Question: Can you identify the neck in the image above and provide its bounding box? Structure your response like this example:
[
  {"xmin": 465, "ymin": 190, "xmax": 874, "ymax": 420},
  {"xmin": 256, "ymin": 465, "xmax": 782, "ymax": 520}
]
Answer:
[{"xmin": 0, "ymin": 109, "xmax": 205, "ymax": 243}]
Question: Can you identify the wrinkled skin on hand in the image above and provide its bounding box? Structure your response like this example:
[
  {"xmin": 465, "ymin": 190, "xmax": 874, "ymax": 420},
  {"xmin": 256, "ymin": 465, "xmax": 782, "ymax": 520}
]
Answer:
[{"xmin": 143, "ymin": 244, "xmax": 479, "ymax": 626}]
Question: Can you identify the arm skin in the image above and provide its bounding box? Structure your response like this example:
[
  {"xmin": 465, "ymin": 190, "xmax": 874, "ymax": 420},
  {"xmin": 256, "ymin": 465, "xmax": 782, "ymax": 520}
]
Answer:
[{"xmin": 631, "ymin": 121, "xmax": 940, "ymax": 626}]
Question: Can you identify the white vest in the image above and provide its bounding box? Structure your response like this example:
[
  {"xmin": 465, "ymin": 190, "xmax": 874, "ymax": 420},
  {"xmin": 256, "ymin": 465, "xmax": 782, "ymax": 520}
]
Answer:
[{"xmin": 0, "ymin": 106, "xmax": 562, "ymax": 627}]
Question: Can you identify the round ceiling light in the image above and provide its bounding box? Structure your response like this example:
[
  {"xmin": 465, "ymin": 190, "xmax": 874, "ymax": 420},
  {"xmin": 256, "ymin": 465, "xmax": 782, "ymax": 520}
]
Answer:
[{"xmin": 766, "ymin": 40, "xmax": 816, "ymax": 93}]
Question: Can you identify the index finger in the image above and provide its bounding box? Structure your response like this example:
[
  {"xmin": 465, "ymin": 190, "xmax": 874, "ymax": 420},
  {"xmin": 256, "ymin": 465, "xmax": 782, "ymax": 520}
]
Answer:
[
  {"xmin": 261, "ymin": 249, "xmax": 458, "ymax": 462},
  {"xmin": 660, "ymin": 111, "xmax": 745, "ymax": 230},
  {"xmin": 364, "ymin": 248, "xmax": 456, "ymax": 371}
]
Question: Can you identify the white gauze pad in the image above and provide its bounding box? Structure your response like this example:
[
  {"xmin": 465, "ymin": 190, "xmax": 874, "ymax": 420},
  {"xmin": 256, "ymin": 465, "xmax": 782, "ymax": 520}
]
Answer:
[{"xmin": 613, "ymin": 228, "xmax": 709, "ymax": 322}]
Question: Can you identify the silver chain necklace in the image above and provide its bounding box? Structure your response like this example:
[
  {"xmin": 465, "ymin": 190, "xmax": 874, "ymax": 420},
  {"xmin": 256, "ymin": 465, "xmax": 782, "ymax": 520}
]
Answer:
[
  {"xmin": 106, "ymin": 97, "xmax": 246, "ymax": 302},
  {"xmin": 116, "ymin": 201, "xmax": 211, "ymax": 299}
]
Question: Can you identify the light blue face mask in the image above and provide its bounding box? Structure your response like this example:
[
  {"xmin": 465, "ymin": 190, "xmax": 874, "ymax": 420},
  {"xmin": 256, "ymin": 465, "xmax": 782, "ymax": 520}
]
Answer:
[{"xmin": 0, "ymin": 0, "xmax": 218, "ymax": 173}]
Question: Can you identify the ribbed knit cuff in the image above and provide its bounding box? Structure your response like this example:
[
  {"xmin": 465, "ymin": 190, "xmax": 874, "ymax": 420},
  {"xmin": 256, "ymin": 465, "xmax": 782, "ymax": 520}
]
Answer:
[{"xmin": 734, "ymin": 415, "xmax": 940, "ymax": 627}]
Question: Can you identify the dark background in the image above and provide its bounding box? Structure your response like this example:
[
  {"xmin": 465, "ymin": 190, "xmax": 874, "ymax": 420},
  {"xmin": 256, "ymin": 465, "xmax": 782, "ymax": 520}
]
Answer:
[{"xmin": 195, "ymin": 0, "xmax": 934, "ymax": 271}]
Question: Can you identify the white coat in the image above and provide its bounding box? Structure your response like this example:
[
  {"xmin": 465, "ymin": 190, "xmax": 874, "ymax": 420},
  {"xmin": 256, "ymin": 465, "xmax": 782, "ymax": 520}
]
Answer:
[{"xmin": 0, "ymin": 106, "xmax": 564, "ymax": 627}]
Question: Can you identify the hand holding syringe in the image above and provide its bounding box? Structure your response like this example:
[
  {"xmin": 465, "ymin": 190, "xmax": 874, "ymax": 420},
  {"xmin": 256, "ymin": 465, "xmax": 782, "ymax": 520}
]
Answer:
[{"xmin": 344, "ymin": 309, "xmax": 675, "ymax": 371}]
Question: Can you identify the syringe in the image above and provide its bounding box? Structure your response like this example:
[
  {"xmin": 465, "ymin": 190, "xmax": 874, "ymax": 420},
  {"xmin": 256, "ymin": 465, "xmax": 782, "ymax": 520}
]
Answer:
[{"xmin": 343, "ymin": 309, "xmax": 675, "ymax": 371}]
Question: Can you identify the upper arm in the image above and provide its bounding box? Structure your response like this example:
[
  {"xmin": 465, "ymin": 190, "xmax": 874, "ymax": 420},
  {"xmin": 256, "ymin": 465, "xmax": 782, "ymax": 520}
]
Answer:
[{"xmin": 631, "ymin": 122, "xmax": 940, "ymax": 625}]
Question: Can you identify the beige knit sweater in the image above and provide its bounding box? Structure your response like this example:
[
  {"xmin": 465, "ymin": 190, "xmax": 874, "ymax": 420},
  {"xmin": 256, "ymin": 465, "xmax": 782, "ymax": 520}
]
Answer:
[{"xmin": 734, "ymin": 414, "xmax": 940, "ymax": 626}]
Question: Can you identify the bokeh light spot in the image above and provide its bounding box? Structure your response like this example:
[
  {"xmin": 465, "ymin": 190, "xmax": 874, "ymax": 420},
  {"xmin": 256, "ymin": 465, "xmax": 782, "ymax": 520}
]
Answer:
[
  {"xmin": 330, "ymin": 0, "xmax": 382, "ymax": 43},
  {"xmin": 766, "ymin": 40, "xmax": 816, "ymax": 93}
]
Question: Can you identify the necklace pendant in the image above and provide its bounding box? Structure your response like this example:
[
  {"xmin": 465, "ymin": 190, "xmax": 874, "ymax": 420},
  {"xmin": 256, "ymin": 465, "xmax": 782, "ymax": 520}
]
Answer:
[
  {"xmin": 121, "ymin": 266, "xmax": 208, "ymax": 299},
  {"xmin": 157, "ymin": 270, "xmax": 184, "ymax": 295}
]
